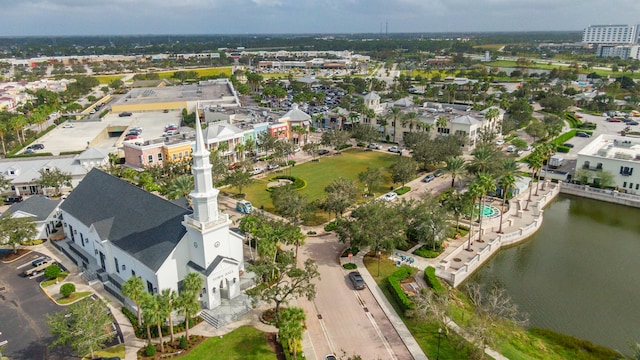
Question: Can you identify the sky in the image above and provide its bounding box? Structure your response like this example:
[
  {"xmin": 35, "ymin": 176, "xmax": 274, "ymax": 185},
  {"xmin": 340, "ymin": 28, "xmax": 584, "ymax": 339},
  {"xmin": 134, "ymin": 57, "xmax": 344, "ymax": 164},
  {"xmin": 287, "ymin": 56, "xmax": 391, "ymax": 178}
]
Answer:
[{"xmin": 2, "ymin": 0, "xmax": 640, "ymax": 36}]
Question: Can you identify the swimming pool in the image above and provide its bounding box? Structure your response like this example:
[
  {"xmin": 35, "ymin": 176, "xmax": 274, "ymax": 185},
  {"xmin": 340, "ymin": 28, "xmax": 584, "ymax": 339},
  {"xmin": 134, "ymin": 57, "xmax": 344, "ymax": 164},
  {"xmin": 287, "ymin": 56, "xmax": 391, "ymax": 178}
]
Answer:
[{"xmin": 471, "ymin": 204, "xmax": 501, "ymax": 219}]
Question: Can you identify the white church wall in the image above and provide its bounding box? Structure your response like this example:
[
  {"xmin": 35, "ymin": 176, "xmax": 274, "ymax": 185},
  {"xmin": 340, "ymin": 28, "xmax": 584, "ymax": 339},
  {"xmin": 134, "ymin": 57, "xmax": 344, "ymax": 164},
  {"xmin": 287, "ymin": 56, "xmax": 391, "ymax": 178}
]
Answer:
[{"xmin": 156, "ymin": 235, "xmax": 190, "ymax": 292}]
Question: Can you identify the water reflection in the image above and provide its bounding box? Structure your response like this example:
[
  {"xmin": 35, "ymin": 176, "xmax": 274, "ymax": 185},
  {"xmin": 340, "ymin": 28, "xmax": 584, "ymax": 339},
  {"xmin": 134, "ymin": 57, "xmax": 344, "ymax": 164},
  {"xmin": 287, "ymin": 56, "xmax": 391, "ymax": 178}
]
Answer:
[{"xmin": 469, "ymin": 195, "xmax": 640, "ymax": 355}]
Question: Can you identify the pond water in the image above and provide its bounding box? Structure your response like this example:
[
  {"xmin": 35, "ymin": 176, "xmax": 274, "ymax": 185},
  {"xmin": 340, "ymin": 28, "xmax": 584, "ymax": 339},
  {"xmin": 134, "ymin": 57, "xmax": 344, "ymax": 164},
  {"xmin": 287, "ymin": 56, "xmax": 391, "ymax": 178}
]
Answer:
[{"xmin": 469, "ymin": 195, "xmax": 640, "ymax": 355}]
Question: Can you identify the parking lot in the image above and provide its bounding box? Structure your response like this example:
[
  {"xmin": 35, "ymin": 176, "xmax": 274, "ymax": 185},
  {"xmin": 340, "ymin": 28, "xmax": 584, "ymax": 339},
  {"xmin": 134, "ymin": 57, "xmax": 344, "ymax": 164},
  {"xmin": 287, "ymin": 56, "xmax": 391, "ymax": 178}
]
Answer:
[
  {"xmin": 0, "ymin": 251, "xmax": 71, "ymax": 359},
  {"xmin": 30, "ymin": 110, "xmax": 186, "ymax": 156}
]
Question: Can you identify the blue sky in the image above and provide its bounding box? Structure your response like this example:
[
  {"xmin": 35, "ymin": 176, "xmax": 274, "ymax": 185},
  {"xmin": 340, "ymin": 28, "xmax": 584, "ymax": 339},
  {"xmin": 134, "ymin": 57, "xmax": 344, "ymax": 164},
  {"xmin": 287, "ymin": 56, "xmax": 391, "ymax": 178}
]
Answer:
[{"xmin": 2, "ymin": 0, "xmax": 640, "ymax": 36}]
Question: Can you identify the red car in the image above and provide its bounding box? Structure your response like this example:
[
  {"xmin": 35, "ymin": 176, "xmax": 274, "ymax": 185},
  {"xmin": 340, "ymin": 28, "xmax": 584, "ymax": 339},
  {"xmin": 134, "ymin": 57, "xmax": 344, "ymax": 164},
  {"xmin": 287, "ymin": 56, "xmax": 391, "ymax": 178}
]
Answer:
[
  {"xmin": 575, "ymin": 114, "xmax": 583, "ymax": 119},
  {"xmin": 608, "ymin": 118, "xmax": 622, "ymax": 122},
  {"xmin": 124, "ymin": 135, "xmax": 138, "ymax": 141}
]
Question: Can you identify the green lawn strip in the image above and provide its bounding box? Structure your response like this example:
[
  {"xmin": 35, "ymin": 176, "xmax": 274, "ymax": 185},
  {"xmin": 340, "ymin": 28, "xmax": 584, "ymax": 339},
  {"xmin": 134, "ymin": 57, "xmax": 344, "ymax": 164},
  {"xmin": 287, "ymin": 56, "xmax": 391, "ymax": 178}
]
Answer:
[
  {"xmin": 40, "ymin": 272, "xmax": 69, "ymax": 287},
  {"xmin": 154, "ymin": 67, "xmax": 232, "ymax": 80},
  {"xmin": 363, "ymin": 255, "xmax": 472, "ymax": 359},
  {"xmin": 57, "ymin": 291, "xmax": 92, "ymax": 305},
  {"xmin": 226, "ymin": 149, "xmax": 400, "ymax": 214},
  {"xmin": 180, "ymin": 326, "xmax": 276, "ymax": 360},
  {"xmin": 82, "ymin": 344, "xmax": 125, "ymax": 360}
]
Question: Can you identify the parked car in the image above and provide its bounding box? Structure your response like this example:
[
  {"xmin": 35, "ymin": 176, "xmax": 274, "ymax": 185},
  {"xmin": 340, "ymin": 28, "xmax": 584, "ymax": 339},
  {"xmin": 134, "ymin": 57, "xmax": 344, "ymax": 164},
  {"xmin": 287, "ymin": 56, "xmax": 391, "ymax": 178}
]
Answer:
[
  {"xmin": 165, "ymin": 124, "xmax": 178, "ymax": 130},
  {"xmin": 496, "ymin": 139, "xmax": 505, "ymax": 146},
  {"xmin": 126, "ymin": 130, "xmax": 142, "ymax": 136},
  {"xmin": 628, "ymin": 121, "xmax": 639, "ymax": 126},
  {"xmin": 267, "ymin": 163, "xmax": 279, "ymax": 171},
  {"xmin": 382, "ymin": 192, "xmax": 398, "ymax": 202},
  {"xmin": 388, "ymin": 146, "xmax": 402, "ymax": 154},
  {"xmin": 576, "ymin": 132, "xmax": 591, "ymax": 138},
  {"xmin": 62, "ymin": 123, "xmax": 74, "ymax": 128},
  {"xmin": 434, "ymin": 169, "xmax": 444, "ymax": 177},
  {"xmin": 324, "ymin": 355, "xmax": 337, "ymax": 360},
  {"xmin": 32, "ymin": 257, "xmax": 52, "ymax": 267},
  {"xmin": 563, "ymin": 143, "xmax": 575, "ymax": 148},
  {"xmin": 422, "ymin": 174, "xmax": 436, "ymax": 183},
  {"xmin": 118, "ymin": 112, "xmax": 132, "ymax": 117},
  {"xmin": 367, "ymin": 143, "xmax": 382, "ymax": 149},
  {"xmin": 317, "ymin": 149, "xmax": 330, "ymax": 155},
  {"xmin": 24, "ymin": 148, "xmax": 35, "ymax": 154},
  {"xmin": 236, "ymin": 200, "xmax": 253, "ymax": 214},
  {"xmin": 348, "ymin": 271, "xmax": 366, "ymax": 290},
  {"xmin": 163, "ymin": 130, "xmax": 178, "ymax": 136},
  {"xmin": 506, "ymin": 145, "xmax": 516, "ymax": 152},
  {"xmin": 124, "ymin": 135, "xmax": 138, "ymax": 141},
  {"xmin": 293, "ymin": 146, "xmax": 301, "ymax": 153},
  {"xmin": 608, "ymin": 118, "xmax": 622, "ymax": 122},
  {"xmin": 575, "ymin": 114, "xmax": 583, "ymax": 119},
  {"xmin": 250, "ymin": 167, "xmax": 264, "ymax": 175},
  {"xmin": 29, "ymin": 144, "xmax": 45, "ymax": 150},
  {"xmin": 4, "ymin": 195, "xmax": 24, "ymax": 205}
]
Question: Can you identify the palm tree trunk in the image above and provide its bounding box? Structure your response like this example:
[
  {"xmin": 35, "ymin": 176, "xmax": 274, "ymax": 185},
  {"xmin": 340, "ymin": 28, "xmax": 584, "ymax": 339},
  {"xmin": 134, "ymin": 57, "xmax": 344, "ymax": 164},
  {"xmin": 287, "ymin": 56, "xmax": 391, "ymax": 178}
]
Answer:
[
  {"xmin": 498, "ymin": 186, "xmax": 509, "ymax": 233},
  {"xmin": 466, "ymin": 198, "xmax": 476, "ymax": 250},
  {"xmin": 146, "ymin": 324, "xmax": 152, "ymax": 344},
  {"xmin": 137, "ymin": 306, "xmax": 142, "ymax": 328},
  {"xmin": 525, "ymin": 175, "xmax": 534, "ymax": 211},
  {"xmin": 0, "ymin": 135, "xmax": 6, "ymax": 155},
  {"xmin": 451, "ymin": 176, "xmax": 455, "ymax": 188},
  {"xmin": 535, "ymin": 174, "xmax": 541, "ymax": 196},
  {"xmin": 169, "ymin": 314, "xmax": 175, "ymax": 343},
  {"xmin": 185, "ymin": 312, "xmax": 190, "ymax": 340},
  {"xmin": 157, "ymin": 324, "xmax": 165, "ymax": 353},
  {"xmin": 478, "ymin": 196, "xmax": 484, "ymax": 242}
]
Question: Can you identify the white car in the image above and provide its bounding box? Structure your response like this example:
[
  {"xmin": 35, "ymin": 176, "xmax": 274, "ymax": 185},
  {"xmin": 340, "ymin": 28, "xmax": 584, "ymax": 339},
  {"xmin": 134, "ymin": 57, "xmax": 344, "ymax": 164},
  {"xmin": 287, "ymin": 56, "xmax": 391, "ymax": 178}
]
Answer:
[
  {"xmin": 293, "ymin": 146, "xmax": 301, "ymax": 153},
  {"xmin": 251, "ymin": 167, "xmax": 264, "ymax": 175},
  {"xmin": 388, "ymin": 146, "xmax": 402, "ymax": 154},
  {"xmin": 382, "ymin": 192, "xmax": 398, "ymax": 201},
  {"xmin": 367, "ymin": 143, "xmax": 382, "ymax": 150},
  {"xmin": 496, "ymin": 139, "xmax": 505, "ymax": 146},
  {"xmin": 62, "ymin": 123, "xmax": 74, "ymax": 128}
]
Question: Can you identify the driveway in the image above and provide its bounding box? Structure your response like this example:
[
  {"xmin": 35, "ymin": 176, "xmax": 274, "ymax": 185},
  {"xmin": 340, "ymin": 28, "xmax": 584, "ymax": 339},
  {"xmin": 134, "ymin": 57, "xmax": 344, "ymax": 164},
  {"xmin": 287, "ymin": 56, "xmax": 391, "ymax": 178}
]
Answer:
[
  {"xmin": 0, "ymin": 251, "xmax": 73, "ymax": 360},
  {"xmin": 296, "ymin": 234, "xmax": 412, "ymax": 360}
]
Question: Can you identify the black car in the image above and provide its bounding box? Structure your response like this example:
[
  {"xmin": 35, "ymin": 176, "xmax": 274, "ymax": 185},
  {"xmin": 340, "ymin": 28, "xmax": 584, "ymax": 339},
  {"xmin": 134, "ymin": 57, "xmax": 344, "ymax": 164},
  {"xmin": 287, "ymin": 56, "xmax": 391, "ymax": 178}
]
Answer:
[
  {"xmin": 4, "ymin": 195, "xmax": 23, "ymax": 205},
  {"xmin": 28, "ymin": 143, "xmax": 45, "ymax": 150},
  {"xmin": 628, "ymin": 121, "xmax": 639, "ymax": 126},
  {"xmin": 318, "ymin": 149, "xmax": 330, "ymax": 155},
  {"xmin": 348, "ymin": 271, "xmax": 366, "ymax": 290},
  {"xmin": 118, "ymin": 112, "xmax": 132, "ymax": 117},
  {"xmin": 575, "ymin": 132, "xmax": 591, "ymax": 138},
  {"xmin": 562, "ymin": 143, "xmax": 575, "ymax": 148}
]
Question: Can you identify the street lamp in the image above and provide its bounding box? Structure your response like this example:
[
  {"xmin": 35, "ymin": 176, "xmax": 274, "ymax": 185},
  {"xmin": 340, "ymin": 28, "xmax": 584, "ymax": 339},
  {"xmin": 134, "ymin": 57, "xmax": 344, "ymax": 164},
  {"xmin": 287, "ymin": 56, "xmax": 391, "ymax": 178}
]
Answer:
[{"xmin": 436, "ymin": 328, "xmax": 442, "ymax": 360}]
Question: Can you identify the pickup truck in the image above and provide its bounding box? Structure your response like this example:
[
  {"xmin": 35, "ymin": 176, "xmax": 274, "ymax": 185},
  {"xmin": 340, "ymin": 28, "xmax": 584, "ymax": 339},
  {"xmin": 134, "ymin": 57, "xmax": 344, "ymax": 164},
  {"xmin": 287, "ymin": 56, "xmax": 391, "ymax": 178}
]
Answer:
[{"xmin": 24, "ymin": 258, "xmax": 55, "ymax": 277}]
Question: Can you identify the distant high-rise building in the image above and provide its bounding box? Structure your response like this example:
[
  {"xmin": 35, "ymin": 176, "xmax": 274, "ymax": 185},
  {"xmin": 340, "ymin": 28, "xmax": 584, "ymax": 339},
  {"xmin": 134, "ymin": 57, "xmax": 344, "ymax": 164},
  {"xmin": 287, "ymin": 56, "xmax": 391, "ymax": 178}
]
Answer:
[{"xmin": 582, "ymin": 24, "xmax": 639, "ymax": 44}]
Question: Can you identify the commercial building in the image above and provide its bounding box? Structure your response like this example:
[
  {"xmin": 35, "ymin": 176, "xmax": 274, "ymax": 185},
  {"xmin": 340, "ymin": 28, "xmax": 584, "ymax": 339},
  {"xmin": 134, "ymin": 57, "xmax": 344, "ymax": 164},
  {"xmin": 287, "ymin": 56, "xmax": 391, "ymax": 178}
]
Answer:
[
  {"xmin": 576, "ymin": 134, "xmax": 640, "ymax": 194},
  {"xmin": 596, "ymin": 44, "xmax": 640, "ymax": 60},
  {"xmin": 582, "ymin": 24, "xmax": 640, "ymax": 44}
]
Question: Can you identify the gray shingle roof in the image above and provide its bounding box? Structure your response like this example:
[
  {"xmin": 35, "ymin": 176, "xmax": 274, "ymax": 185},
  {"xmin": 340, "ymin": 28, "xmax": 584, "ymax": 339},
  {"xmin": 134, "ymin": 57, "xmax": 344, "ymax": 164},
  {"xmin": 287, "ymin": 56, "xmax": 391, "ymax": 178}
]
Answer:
[
  {"xmin": 7, "ymin": 195, "xmax": 61, "ymax": 221},
  {"xmin": 60, "ymin": 169, "xmax": 191, "ymax": 272}
]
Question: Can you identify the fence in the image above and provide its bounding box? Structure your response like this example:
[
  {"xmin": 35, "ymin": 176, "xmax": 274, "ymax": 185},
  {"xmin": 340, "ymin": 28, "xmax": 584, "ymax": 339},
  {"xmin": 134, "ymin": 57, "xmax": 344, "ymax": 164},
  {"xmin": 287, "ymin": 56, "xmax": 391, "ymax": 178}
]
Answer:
[{"xmin": 560, "ymin": 183, "xmax": 640, "ymax": 208}]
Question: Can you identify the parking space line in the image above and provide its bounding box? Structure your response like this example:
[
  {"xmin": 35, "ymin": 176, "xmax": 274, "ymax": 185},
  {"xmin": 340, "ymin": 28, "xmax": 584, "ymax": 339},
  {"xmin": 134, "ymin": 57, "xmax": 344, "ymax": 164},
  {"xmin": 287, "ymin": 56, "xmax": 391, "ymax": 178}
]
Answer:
[{"xmin": 352, "ymin": 290, "xmax": 396, "ymax": 360}]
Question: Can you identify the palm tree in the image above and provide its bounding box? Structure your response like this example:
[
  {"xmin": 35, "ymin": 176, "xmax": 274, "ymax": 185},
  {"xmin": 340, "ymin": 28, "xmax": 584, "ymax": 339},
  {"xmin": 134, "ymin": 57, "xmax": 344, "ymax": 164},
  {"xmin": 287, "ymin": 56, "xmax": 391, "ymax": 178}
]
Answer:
[
  {"xmin": 465, "ymin": 182, "xmax": 483, "ymax": 250},
  {"xmin": 0, "ymin": 121, "xmax": 7, "ymax": 155},
  {"xmin": 535, "ymin": 143, "xmax": 556, "ymax": 193},
  {"xmin": 468, "ymin": 145, "xmax": 495, "ymax": 176},
  {"xmin": 387, "ymin": 107, "xmax": 403, "ymax": 143},
  {"xmin": 277, "ymin": 307, "xmax": 306, "ymax": 360},
  {"xmin": 485, "ymin": 107, "xmax": 500, "ymax": 132},
  {"xmin": 402, "ymin": 111, "xmax": 420, "ymax": 132},
  {"xmin": 445, "ymin": 156, "xmax": 466, "ymax": 188},
  {"xmin": 474, "ymin": 172, "xmax": 495, "ymax": 243},
  {"xmin": 164, "ymin": 175, "xmax": 194, "ymax": 205},
  {"xmin": 122, "ymin": 276, "xmax": 146, "ymax": 327},
  {"xmin": 143, "ymin": 294, "xmax": 165, "ymax": 353},
  {"xmin": 497, "ymin": 159, "xmax": 519, "ymax": 233},
  {"xmin": 524, "ymin": 154, "xmax": 543, "ymax": 210},
  {"xmin": 178, "ymin": 272, "xmax": 203, "ymax": 340},
  {"xmin": 436, "ymin": 115, "xmax": 448, "ymax": 130},
  {"xmin": 159, "ymin": 289, "xmax": 178, "ymax": 343}
]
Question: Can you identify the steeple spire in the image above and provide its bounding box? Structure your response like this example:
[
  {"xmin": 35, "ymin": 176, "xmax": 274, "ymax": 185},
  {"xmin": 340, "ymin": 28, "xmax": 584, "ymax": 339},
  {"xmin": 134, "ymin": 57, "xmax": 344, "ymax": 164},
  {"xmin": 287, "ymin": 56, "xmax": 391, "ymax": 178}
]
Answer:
[{"xmin": 189, "ymin": 102, "xmax": 220, "ymax": 223}]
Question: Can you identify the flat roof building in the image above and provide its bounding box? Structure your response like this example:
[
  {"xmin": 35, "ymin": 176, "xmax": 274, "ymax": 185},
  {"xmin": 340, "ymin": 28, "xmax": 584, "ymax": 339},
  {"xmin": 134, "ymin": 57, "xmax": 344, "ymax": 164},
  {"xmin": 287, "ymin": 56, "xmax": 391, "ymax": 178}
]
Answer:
[{"xmin": 583, "ymin": 24, "xmax": 639, "ymax": 44}]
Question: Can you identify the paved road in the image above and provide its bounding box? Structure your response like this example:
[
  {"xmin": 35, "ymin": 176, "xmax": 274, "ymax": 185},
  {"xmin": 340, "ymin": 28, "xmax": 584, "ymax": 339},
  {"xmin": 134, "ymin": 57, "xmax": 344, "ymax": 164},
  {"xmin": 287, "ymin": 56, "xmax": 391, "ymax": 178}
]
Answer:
[
  {"xmin": 0, "ymin": 252, "xmax": 73, "ymax": 360},
  {"xmin": 296, "ymin": 233, "xmax": 413, "ymax": 360}
]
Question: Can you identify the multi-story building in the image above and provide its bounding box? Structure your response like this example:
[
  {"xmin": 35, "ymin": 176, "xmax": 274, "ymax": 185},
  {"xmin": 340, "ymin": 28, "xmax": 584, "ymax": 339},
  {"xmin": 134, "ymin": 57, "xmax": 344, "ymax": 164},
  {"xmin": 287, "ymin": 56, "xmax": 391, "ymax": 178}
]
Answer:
[
  {"xmin": 123, "ymin": 133, "xmax": 196, "ymax": 169},
  {"xmin": 582, "ymin": 24, "xmax": 639, "ymax": 44},
  {"xmin": 576, "ymin": 134, "xmax": 640, "ymax": 194},
  {"xmin": 596, "ymin": 44, "xmax": 640, "ymax": 60}
]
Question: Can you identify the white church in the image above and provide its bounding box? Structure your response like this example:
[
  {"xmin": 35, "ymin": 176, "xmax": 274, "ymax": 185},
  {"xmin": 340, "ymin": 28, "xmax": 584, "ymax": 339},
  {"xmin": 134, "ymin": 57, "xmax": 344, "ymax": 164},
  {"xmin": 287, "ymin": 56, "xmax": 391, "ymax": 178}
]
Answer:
[{"xmin": 58, "ymin": 109, "xmax": 246, "ymax": 312}]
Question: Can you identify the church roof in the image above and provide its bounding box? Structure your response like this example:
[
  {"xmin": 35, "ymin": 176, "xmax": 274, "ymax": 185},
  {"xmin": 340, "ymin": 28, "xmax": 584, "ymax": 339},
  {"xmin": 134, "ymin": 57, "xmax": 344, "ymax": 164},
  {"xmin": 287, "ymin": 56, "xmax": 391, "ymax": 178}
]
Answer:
[
  {"xmin": 363, "ymin": 92, "xmax": 380, "ymax": 100},
  {"xmin": 203, "ymin": 122, "xmax": 245, "ymax": 142},
  {"xmin": 60, "ymin": 168, "xmax": 190, "ymax": 272},
  {"xmin": 7, "ymin": 195, "xmax": 61, "ymax": 222}
]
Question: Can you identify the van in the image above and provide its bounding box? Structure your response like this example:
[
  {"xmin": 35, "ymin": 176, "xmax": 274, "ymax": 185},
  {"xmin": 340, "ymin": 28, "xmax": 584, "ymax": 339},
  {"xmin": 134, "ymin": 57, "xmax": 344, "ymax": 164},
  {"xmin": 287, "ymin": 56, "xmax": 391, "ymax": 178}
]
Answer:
[{"xmin": 4, "ymin": 195, "xmax": 24, "ymax": 205}]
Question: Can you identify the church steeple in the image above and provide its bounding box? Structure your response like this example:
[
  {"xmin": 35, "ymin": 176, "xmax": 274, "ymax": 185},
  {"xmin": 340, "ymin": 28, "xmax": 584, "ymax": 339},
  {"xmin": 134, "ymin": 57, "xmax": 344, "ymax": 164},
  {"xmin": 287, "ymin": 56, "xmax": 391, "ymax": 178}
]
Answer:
[{"xmin": 189, "ymin": 103, "xmax": 220, "ymax": 224}]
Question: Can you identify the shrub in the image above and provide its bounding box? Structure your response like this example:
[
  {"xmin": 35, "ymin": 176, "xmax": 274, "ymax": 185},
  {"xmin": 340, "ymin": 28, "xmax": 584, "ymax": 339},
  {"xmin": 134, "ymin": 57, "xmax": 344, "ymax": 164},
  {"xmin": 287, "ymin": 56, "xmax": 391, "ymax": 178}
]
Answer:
[
  {"xmin": 424, "ymin": 266, "xmax": 445, "ymax": 294},
  {"xmin": 307, "ymin": 230, "xmax": 316, "ymax": 235},
  {"xmin": 387, "ymin": 267, "xmax": 415, "ymax": 313},
  {"xmin": 44, "ymin": 264, "xmax": 61, "ymax": 280},
  {"xmin": 179, "ymin": 335, "xmax": 188, "ymax": 349},
  {"xmin": 324, "ymin": 221, "xmax": 337, "ymax": 232},
  {"xmin": 395, "ymin": 186, "xmax": 411, "ymax": 195},
  {"xmin": 267, "ymin": 175, "xmax": 306, "ymax": 191},
  {"xmin": 356, "ymin": 142, "xmax": 366, "ymax": 147},
  {"xmin": 341, "ymin": 245, "xmax": 360, "ymax": 257},
  {"xmin": 336, "ymin": 144, "xmax": 353, "ymax": 150},
  {"xmin": 413, "ymin": 246, "xmax": 441, "ymax": 258},
  {"xmin": 21, "ymin": 239, "xmax": 44, "ymax": 246},
  {"xmin": 145, "ymin": 342, "xmax": 156, "ymax": 356},
  {"xmin": 343, "ymin": 263, "xmax": 357, "ymax": 270},
  {"xmin": 60, "ymin": 283, "xmax": 76, "ymax": 298},
  {"xmin": 556, "ymin": 145, "xmax": 570, "ymax": 153}
]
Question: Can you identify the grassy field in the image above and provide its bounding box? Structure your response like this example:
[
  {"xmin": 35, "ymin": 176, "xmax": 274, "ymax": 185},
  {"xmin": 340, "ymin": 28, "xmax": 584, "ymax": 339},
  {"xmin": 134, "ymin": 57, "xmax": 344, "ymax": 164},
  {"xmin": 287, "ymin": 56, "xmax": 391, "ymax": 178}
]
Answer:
[
  {"xmin": 155, "ymin": 67, "xmax": 232, "ymax": 79},
  {"xmin": 473, "ymin": 44, "xmax": 507, "ymax": 50},
  {"xmin": 486, "ymin": 60, "xmax": 640, "ymax": 79},
  {"xmin": 83, "ymin": 344, "xmax": 125, "ymax": 360},
  {"xmin": 225, "ymin": 149, "xmax": 401, "ymax": 216},
  {"xmin": 93, "ymin": 75, "xmax": 125, "ymax": 84},
  {"xmin": 180, "ymin": 326, "xmax": 276, "ymax": 360}
]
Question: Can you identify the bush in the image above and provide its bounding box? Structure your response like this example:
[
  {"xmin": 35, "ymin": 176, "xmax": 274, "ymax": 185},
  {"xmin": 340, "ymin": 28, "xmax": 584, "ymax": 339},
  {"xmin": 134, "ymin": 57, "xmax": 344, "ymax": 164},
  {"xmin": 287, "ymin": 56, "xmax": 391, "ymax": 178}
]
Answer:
[
  {"xmin": 395, "ymin": 186, "xmax": 411, "ymax": 195},
  {"xmin": 267, "ymin": 175, "xmax": 306, "ymax": 191},
  {"xmin": 556, "ymin": 145, "xmax": 570, "ymax": 153},
  {"xmin": 60, "ymin": 283, "xmax": 76, "ymax": 298},
  {"xmin": 413, "ymin": 246, "xmax": 441, "ymax": 258},
  {"xmin": 424, "ymin": 266, "xmax": 445, "ymax": 293},
  {"xmin": 336, "ymin": 144, "xmax": 353, "ymax": 150},
  {"xmin": 343, "ymin": 263, "xmax": 357, "ymax": 270},
  {"xmin": 179, "ymin": 335, "xmax": 188, "ymax": 350},
  {"xmin": 145, "ymin": 342, "xmax": 156, "ymax": 356},
  {"xmin": 356, "ymin": 142, "xmax": 366, "ymax": 147},
  {"xmin": 21, "ymin": 239, "xmax": 44, "ymax": 246},
  {"xmin": 324, "ymin": 221, "xmax": 337, "ymax": 232},
  {"xmin": 44, "ymin": 264, "xmax": 61, "ymax": 280},
  {"xmin": 387, "ymin": 267, "xmax": 415, "ymax": 313}
]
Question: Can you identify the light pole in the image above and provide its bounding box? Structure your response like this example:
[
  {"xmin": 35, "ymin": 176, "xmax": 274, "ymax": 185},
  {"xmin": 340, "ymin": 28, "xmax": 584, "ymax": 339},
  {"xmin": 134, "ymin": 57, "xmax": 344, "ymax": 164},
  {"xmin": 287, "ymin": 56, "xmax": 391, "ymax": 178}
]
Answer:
[{"xmin": 436, "ymin": 328, "xmax": 442, "ymax": 360}]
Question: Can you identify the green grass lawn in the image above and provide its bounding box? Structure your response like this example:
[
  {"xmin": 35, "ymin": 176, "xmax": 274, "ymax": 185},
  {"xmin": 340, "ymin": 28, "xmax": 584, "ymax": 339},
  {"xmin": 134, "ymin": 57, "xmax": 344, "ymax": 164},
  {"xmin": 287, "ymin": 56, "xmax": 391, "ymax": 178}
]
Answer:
[
  {"xmin": 93, "ymin": 75, "xmax": 125, "ymax": 84},
  {"xmin": 57, "ymin": 291, "xmax": 92, "ymax": 305},
  {"xmin": 180, "ymin": 326, "xmax": 276, "ymax": 360},
  {"xmin": 83, "ymin": 344, "xmax": 125, "ymax": 360},
  {"xmin": 226, "ymin": 149, "xmax": 401, "ymax": 216},
  {"xmin": 155, "ymin": 67, "xmax": 232, "ymax": 79}
]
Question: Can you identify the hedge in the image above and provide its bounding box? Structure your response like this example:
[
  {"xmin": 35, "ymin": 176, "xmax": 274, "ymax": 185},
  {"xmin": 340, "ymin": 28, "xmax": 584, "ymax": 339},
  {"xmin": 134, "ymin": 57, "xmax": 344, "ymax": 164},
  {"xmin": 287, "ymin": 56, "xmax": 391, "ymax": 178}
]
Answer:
[
  {"xmin": 424, "ymin": 266, "xmax": 445, "ymax": 294},
  {"xmin": 267, "ymin": 175, "xmax": 307, "ymax": 191},
  {"xmin": 324, "ymin": 221, "xmax": 337, "ymax": 231},
  {"xmin": 336, "ymin": 143, "xmax": 353, "ymax": 150},
  {"xmin": 556, "ymin": 145, "xmax": 570, "ymax": 153},
  {"xmin": 387, "ymin": 267, "xmax": 415, "ymax": 313},
  {"xmin": 552, "ymin": 130, "xmax": 577, "ymax": 145},
  {"xmin": 395, "ymin": 186, "xmax": 411, "ymax": 195},
  {"xmin": 7, "ymin": 124, "xmax": 56, "ymax": 156},
  {"xmin": 6, "ymin": 152, "xmax": 54, "ymax": 159}
]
